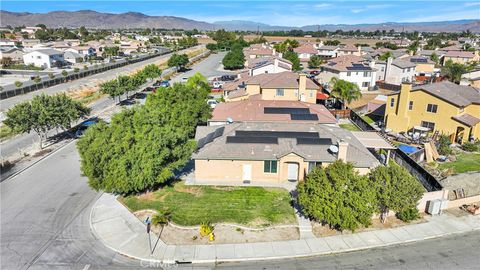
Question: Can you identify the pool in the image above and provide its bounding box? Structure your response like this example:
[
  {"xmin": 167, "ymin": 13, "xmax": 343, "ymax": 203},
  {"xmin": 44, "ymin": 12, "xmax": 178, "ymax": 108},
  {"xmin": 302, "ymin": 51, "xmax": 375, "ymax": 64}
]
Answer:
[{"xmin": 398, "ymin": 144, "xmax": 419, "ymax": 154}]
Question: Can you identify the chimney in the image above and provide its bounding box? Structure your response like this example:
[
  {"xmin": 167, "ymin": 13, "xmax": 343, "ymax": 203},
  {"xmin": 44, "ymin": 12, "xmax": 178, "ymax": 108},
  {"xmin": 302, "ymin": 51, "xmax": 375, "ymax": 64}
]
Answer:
[
  {"xmin": 337, "ymin": 140, "xmax": 348, "ymax": 162},
  {"xmin": 298, "ymin": 73, "xmax": 307, "ymax": 100}
]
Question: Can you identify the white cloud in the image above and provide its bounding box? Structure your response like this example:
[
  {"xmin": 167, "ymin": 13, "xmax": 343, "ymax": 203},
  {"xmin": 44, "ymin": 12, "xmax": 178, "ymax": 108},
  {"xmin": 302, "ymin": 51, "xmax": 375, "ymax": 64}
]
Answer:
[
  {"xmin": 314, "ymin": 3, "xmax": 331, "ymax": 9},
  {"xmin": 351, "ymin": 9, "xmax": 366, "ymax": 13},
  {"xmin": 464, "ymin": 2, "xmax": 480, "ymax": 7}
]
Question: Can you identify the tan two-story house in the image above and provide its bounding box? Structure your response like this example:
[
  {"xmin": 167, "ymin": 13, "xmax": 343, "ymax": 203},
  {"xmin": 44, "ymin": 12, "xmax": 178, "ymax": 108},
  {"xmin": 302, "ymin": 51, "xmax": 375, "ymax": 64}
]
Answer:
[{"xmin": 225, "ymin": 71, "xmax": 319, "ymax": 104}]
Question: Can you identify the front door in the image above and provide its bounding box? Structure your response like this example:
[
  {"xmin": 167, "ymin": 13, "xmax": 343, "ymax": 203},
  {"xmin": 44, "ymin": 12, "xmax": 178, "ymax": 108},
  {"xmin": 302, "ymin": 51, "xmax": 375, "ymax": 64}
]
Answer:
[
  {"xmin": 242, "ymin": 164, "xmax": 252, "ymax": 183},
  {"xmin": 287, "ymin": 163, "xmax": 299, "ymax": 181}
]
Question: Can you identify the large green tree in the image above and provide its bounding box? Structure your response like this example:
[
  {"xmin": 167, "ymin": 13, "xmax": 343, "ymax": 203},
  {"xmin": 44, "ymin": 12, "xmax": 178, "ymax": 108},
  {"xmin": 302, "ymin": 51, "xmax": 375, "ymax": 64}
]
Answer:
[
  {"xmin": 307, "ymin": 55, "xmax": 323, "ymax": 69},
  {"xmin": 168, "ymin": 53, "xmax": 189, "ymax": 71},
  {"xmin": 369, "ymin": 165, "xmax": 425, "ymax": 223},
  {"xmin": 283, "ymin": 51, "xmax": 302, "ymax": 71},
  {"xmin": 222, "ymin": 43, "xmax": 245, "ymax": 70},
  {"xmin": 4, "ymin": 94, "xmax": 90, "ymax": 148},
  {"xmin": 77, "ymin": 73, "xmax": 211, "ymax": 194},
  {"xmin": 441, "ymin": 60, "xmax": 467, "ymax": 83},
  {"xmin": 330, "ymin": 77, "xmax": 362, "ymax": 109},
  {"xmin": 297, "ymin": 160, "xmax": 376, "ymax": 231}
]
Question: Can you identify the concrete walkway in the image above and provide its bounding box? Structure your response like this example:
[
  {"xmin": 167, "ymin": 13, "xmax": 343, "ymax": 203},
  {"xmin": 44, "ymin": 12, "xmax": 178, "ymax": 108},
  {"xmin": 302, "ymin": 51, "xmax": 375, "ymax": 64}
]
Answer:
[{"xmin": 91, "ymin": 193, "xmax": 480, "ymax": 265}]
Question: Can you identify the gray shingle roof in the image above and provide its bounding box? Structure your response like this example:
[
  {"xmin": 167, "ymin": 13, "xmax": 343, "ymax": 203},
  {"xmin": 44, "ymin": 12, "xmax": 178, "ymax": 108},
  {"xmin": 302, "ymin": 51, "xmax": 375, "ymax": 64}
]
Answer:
[
  {"xmin": 412, "ymin": 81, "xmax": 480, "ymax": 107},
  {"xmin": 392, "ymin": 59, "xmax": 416, "ymax": 69},
  {"xmin": 193, "ymin": 122, "xmax": 380, "ymax": 168},
  {"xmin": 30, "ymin": 49, "xmax": 64, "ymax": 56}
]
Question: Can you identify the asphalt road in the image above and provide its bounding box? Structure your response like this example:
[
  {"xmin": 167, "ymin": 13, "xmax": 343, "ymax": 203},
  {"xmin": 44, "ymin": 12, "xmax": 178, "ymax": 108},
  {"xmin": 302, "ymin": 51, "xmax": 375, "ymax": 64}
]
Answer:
[
  {"xmin": 170, "ymin": 51, "xmax": 234, "ymax": 83},
  {"xmin": 0, "ymin": 47, "xmax": 222, "ymax": 161},
  {"xmin": 1, "ymin": 139, "xmax": 479, "ymax": 270},
  {"xmin": 0, "ymin": 46, "xmax": 203, "ymax": 113}
]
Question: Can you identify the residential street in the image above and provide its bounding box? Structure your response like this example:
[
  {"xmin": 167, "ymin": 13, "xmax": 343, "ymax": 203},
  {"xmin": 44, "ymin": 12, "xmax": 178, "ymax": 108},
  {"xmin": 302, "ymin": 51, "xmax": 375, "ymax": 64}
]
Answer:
[
  {"xmin": 0, "ymin": 49, "xmax": 222, "ymax": 161},
  {"xmin": 1, "ymin": 140, "xmax": 479, "ymax": 270}
]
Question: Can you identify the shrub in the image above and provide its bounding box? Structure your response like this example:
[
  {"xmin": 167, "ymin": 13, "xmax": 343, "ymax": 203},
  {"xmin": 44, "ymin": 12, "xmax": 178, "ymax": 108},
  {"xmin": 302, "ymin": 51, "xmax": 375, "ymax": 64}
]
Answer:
[
  {"xmin": 437, "ymin": 135, "xmax": 452, "ymax": 155},
  {"xmin": 151, "ymin": 212, "xmax": 169, "ymax": 226},
  {"xmin": 61, "ymin": 70, "xmax": 68, "ymax": 77},
  {"xmin": 83, "ymin": 65, "xmax": 88, "ymax": 70},
  {"xmin": 396, "ymin": 208, "xmax": 420, "ymax": 222},
  {"xmin": 14, "ymin": 81, "xmax": 23, "ymax": 87},
  {"xmin": 462, "ymin": 142, "xmax": 479, "ymax": 152},
  {"xmin": 74, "ymin": 67, "xmax": 80, "ymax": 73},
  {"xmin": 33, "ymin": 76, "xmax": 41, "ymax": 83},
  {"xmin": 199, "ymin": 221, "xmax": 214, "ymax": 237},
  {"xmin": 48, "ymin": 73, "xmax": 54, "ymax": 79}
]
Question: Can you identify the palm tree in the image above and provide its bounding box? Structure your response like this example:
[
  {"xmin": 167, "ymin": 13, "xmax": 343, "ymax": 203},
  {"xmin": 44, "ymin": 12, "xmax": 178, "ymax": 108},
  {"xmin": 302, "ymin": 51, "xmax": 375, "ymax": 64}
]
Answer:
[{"xmin": 329, "ymin": 77, "xmax": 362, "ymax": 109}]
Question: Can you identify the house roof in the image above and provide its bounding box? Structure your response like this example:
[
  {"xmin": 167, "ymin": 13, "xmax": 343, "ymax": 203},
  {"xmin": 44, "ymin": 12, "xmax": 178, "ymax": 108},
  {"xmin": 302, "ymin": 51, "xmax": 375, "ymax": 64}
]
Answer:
[
  {"xmin": 321, "ymin": 55, "xmax": 374, "ymax": 72},
  {"xmin": 64, "ymin": 51, "xmax": 83, "ymax": 59},
  {"xmin": 452, "ymin": 113, "xmax": 480, "ymax": 127},
  {"xmin": 411, "ymin": 81, "xmax": 480, "ymax": 107},
  {"xmin": 444, "ymin": 51, "xmax": 476, "ymax": 58},
  {"xmin": 210, "ymin": 99, "xmax": 337, "ymax": 124},
  {"xmin": 338, "ymin": 45, "xmax": 358, "ymax": 52},
  {"xmin": 28, "ymin": 49, "xmax": 63, "ymax": 56},
  {"xmin": 245, "ymin": 71, "xmax": 318, "ymax": 89},
  {"xmin": 318, "ymin": 45, "xmax": 339, "ymax": 51},
  {"xmin": 418, "ymin": 50, "xmax": 446, "ymax": 57},
  {"xmin": 403, "ymin": 55, "xmax": 435, "ymax": 65},
  {"xmin": 442, "ymin": 44, "xmax": 463, "ymax": 51},
  {"xmin": 247, "ymin": 56, "xmax": 292, "ymax": 69},
  {"xmin": 193, "ymin": 122, "xmax": 380, "ymax": 168},
  {"xmin": 294, "ymin": 43, "xmax": 318, "ymax": 54},
  {"xmin": 392, "ymin": 58, "xmax": 416, "ymax": 69}
]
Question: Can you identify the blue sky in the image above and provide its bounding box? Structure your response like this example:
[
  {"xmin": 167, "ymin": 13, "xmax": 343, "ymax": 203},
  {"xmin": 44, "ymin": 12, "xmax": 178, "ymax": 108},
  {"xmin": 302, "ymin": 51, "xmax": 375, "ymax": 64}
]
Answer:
[{"xmin": 2, "ymin": 1, "xmax": 479, "ymax": 26}]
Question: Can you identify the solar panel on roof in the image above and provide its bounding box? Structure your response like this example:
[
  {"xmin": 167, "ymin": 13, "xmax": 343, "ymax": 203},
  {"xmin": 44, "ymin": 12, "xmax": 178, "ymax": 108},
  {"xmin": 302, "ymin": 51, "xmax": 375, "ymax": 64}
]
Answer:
[
  {"xmin": 296, "ymin": 138, "xmax": 332, "ymax": 145},
  {"xmin": 410, "ymin": 58, "xmax": 427, "ymax": 63},
  {"xmin": 226, "ymin": 136, "xmax": 278, "ymax": 144},
  {"xmin": 235, "ymin": 130, "xmax": 319, "ymax": 138},
  {"xmin": 204, "ymin": 133, "xmax": 215, "ymax": 144},
  {"xmin": 346, "ymin": 65, "xmax": 371, "ymax": 71},
  {"xmin": 264, "ymin": 107, "xmax": 310, "ymax": 114},
  {"xmin": 290, "ymin": 114, "xmax": 319, "ymax": 121}
]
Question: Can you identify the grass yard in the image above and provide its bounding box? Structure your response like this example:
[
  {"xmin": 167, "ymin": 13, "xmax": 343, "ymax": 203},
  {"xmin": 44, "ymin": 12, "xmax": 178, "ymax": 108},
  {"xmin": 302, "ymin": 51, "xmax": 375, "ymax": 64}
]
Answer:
[
  {"xmin": 339, "ymin": 123, "xmax": 360, "ymax": 131},
  {"xmin": 438, "ymin": 153, "xmax": 480, "ymax": 174},
  {"xmin": 361, "ymin": 115, "xmax": 375, "ymax": 124},
  {"xmin": 120, "ymin": 182, "xmax": 296, "ymax": 227}
]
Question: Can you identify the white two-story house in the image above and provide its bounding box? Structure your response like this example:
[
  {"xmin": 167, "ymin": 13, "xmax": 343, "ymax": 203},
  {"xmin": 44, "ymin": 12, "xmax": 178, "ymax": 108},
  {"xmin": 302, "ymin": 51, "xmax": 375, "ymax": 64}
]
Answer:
[
  {"xmin": 375, "ymin": 57, "xmax": 416, "ymax": 85},
  {"xmin": 23, "ymin": 49, "xmax": 65, "ymax": 69},
  {"xmin": 317, "ymin": 55, "xmax": 377, "ymax": 91}
]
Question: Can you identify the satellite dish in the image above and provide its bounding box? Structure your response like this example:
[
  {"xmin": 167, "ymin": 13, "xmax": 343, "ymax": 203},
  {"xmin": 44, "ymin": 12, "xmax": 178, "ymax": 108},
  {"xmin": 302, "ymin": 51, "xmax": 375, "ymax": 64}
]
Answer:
[
  {"xmin": 226, "ymin": 117, "xmax": 233, "ymax": 124},
  {"xmin": 329, "ymin": 145, "xmax": 339, "ymax": 154}
]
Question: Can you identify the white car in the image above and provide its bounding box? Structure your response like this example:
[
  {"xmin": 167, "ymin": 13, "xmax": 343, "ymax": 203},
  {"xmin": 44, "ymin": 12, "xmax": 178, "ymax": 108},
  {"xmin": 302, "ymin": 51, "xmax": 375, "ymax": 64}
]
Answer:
[
  {"xmin": 213, "ymin": 81, "xmax": 225, "ymax": 88},
  {"xmin": 181, "ymin": 77, "xmax": 188, "ymax": 83},
  {"xmin": 207, "ymin": 99, "xmax": 218, "ymax": 109}
]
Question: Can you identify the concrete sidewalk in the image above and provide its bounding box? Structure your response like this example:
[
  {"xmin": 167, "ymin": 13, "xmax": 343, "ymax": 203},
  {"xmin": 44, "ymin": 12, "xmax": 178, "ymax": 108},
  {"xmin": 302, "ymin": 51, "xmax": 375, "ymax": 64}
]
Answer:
[{"xmin": 90, "ymin": 193, "xmax": 480, "ymax": 265}]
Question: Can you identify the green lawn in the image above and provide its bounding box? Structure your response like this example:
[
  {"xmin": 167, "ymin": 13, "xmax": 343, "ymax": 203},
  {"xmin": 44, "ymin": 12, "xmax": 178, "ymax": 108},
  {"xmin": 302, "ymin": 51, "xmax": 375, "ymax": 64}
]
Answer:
[
  {"xmin": 438, "ymin": 153, "xmax": 480, "ymax": 174},
  {"xmin": 120, "ymin": 182, "xmax": 296, "ymax": 227},
  {"xmin": 361, "ymin": 115, "xmax": 375, "ymax": 124},
  {"xmin": 339, "ymin": 123, "xmax": 360, "ymax": 131}
]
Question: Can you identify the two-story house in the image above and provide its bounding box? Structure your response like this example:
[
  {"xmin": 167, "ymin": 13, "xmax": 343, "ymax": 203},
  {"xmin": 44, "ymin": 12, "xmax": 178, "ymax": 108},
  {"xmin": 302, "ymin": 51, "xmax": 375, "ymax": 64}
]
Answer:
[
  {"xmin": 225, "ymin": 71, "xmax": 319, "ymax": 104},
  {"xmin": 443, "ymin": 51, "xmax": 479, "ymax": 65},
  {"xmin": 317, "ymin": 55, "xmax": 377, "ymax": 91},
  {"xmin": 246, "ymin": 56, "xmax": 292, "ymax": 76},
  {"xmin": 293, "ymin": 43, "xmax": 318, "ymax": 62},
  {"xmin": 384, "ymin": 81, "xmax": 480, "ymax": 143},
  {"xmin": 375, "ymin": 57, "xmax": 416, "ymax": 85},
  {"xmin": 317, "ymin": 45, "xmax": 339, "ymax": 58},
  {"xmin": 22, "ymin": 49, "xmax": 65, "ymax": 68}
]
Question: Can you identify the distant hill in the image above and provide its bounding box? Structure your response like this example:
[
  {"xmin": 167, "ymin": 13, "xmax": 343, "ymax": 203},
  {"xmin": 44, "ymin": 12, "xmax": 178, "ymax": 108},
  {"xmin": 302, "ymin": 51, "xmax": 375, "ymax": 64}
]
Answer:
[
  {"xmin": 1, "ymin": 10, "xmax": 479, "ymax": 32},
  {"xmin": 0, "ymin": 10, "xmax": 215, "ymax": 30}
]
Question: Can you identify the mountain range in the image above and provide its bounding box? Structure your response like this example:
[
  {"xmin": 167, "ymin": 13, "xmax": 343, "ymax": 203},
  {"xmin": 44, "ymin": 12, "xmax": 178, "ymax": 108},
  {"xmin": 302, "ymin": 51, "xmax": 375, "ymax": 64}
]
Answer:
[{"xmin": 1, "ymin": 10, "xmax": 479, "ymax": 32}]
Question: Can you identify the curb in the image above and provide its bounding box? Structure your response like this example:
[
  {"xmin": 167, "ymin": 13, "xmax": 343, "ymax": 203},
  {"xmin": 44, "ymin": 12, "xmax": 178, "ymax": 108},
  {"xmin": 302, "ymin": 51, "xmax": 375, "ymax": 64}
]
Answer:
[
  {"xmin": 89, "ymin": 194, "xmax": 480, "ymax": 265},
  {"xmin": 1, "ymin": 139, "xmax": 76, "ymax": 183}
]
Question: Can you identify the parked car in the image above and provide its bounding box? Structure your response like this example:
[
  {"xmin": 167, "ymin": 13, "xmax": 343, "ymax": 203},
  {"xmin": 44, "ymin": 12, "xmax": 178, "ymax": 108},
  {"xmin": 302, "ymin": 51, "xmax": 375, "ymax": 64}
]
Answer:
[
  {"xmin": 220, "ymin": 75, "xmax": 236, "ymax": 81},
  {"xmin": 310, "ymin": 70, "xmax": 320, "ymax": 75},
  {"xmin": 153, "ymin": 80, "xmax": 170, "ymax": 88},
  {"xmin": 74, "ymin": 117, "xmax": 99, "ymax": 137},
  {"xmin": 181, "ymin": 77, "xmax": 188, "ymax": 83},
  {"xmin": 207, "ymin": 99, "xmax": 218, "ymax": 109},
  {"xmin": 213, "ymin": 81, "xmax": 225, "ymax": 88}
]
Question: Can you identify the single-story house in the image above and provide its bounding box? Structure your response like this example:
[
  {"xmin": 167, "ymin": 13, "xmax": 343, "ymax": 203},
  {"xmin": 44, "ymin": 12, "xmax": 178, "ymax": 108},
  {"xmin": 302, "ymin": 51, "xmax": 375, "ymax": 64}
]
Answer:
[{"xmin": 192, "ymin": 122, "xmax": 380, "ymax": 186}]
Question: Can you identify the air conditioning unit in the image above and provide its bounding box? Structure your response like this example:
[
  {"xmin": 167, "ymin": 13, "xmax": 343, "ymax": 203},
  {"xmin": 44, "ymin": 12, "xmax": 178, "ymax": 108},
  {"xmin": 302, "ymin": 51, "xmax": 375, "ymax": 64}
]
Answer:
[{"xmin": 427, "ymin": 199, "xmax": 442, "ymax": 215}]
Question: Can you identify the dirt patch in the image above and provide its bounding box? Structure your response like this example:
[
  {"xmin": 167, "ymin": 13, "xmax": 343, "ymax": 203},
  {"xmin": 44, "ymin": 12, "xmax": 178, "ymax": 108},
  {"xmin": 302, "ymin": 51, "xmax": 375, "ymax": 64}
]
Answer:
[
  {"xmin": 137, "ymin": 191, "xmax": 156, "ymax": 201},
  {"xmin": 173, "ymin": 185, "xmax": 203, "ymax": 196},
  {"xmin": 210, "ymin": 186, "xmax": 236, "ymax": 192},
  {"xmin": 32, "ymin": 148, "xmax": 53, "ymax": 157},
  {"xmin": 134, "ymin": 210, "xmax": 299, "ymax": 245},
  {"xmin": 312, "ymin": 215, "xmax": 427, "ymax": 237}
]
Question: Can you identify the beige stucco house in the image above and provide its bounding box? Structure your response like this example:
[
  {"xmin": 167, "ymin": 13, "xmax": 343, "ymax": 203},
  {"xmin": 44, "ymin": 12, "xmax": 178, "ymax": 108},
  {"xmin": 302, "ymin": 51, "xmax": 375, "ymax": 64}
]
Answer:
[
  {"xmin": 225, "ymin": 72, "xmax": 319, "ymax": 104},
  {"xmin": 192, "ymin": 122, "xmax": 380, "ymax": 186}
]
